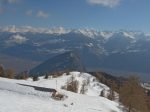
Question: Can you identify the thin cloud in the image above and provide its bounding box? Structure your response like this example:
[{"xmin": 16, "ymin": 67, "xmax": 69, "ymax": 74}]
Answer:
[
  {"xmin": 26, "ymin": 10, "xmax": 33, "ymax": 16},
  {"xmin": 26, "ymin": 10, "xmax": 49, "ymax": 19},
  {"xmin": 0, "ymin": 0, "xmax": 20, "ymax": 14},
  {"xmin": 87, "ymin": 0, "xmax": 121, "ymax": 8},
  {"xmin": 7, "ymin": 0, "xmax": 18, "ymax": 4},
  {"xmin": 37, "ymin": 11, "xmax": 49, "ymax": 19},
  {"xmin": 0, "ymin": 0, "xmax": 19, "ymax": 5}
]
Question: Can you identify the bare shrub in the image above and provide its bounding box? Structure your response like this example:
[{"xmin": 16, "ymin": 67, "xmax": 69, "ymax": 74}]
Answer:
[
  {"xmin": 0, "ymin": 65, "xmax": 4, "ymax": 77},
  {"xmin": 33, "ymin": 76, "xmax": 39, "ymax": 81},
  {"xmin": 61, "ymin": 85, "xmax": 66, "ymax": 90},
  {"xmin": 15, "ymin": 71, "xmax": 29, "ymax": 80},
  {"xmin": 80, "ymin": 81, "xmax": 87, "ymax": 94},
  {"xmin": 87, "ymin": 77, "xmax": 90, "ymax": 85},
  {"xmin": 44, "ymin": 74, "xmax": 49, "ymax": 79},
  {"xmin": 5, "ymin": 69, "xmax": 15, "ymax": 79},
  {"xmin": 52, "ymin": 92, "xmax": 67, "ymax": 100},
  {"xmin": 61, "ymin": 75, "xmax": 79, "ymax": 93},
  {"xmin": 52, "ymin": 71, "xmax": 64, "ymax": 78},
  {"xmin": 67, "ymin": 80, "xmax": 79, "ymax": 93},
  {"xmin": 107, "ymin": 90, "xmax": 115, "ymax": 101},
  {"xmin": 100, "ymin": 89, "xmax": 105, "ymax": 97},
  {"xmin": 0, "ymin": 66, "xmax": 15, "ymax": 79},
  {"xmin": 63, "ymin": 104, "xmax": 68, "ymax": 107},
  {"xmin": 120, "ymin": 76, "xmax": 149, "ymax": 112}
]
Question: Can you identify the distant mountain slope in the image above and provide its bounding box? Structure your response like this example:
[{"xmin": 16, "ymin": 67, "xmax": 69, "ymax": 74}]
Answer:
[
  {"xmin": 0, "ymin": 26, "xmax": 150, "ymax": 80},
  {"xmin": 30, "ymin": 51, "xmax": 85, "ymax": 75},
  {"xmin": 0, "ymin": 53, "xmax": 40, "ymax": 73}
]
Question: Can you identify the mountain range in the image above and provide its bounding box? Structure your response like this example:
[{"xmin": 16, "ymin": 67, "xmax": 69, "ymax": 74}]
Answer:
[{"xmin": 0, "ymin": 26, "xmax": 150, "ymax": 80}]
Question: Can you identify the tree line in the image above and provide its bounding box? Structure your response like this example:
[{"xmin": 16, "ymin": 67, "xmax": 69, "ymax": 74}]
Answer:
[
  {"xmin": 0, "ymin": 65, "xmax": 29, "ymax": 79},
  {"xmin": 119, "ymin": 76, "xmax": 149, "ymax": 112},
  {"xmin": 0, "ymin": 65, "xmax": 15, "ymax": 79},
  {"xmin": 91, "ymin": 72, "xmax": 150, "ymax": 112}
]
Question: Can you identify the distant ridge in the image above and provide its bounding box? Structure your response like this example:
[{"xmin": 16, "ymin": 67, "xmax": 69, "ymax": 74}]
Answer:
[
  {"xmin": 29, "ymin": 51, "xmax": 85, "ymax": 75},
  {"xmin": 1, "ymin": 28, "xmax": 150, "ymax": 80}
]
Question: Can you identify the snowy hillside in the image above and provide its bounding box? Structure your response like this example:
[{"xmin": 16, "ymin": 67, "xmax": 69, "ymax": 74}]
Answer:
[{"xmin": 0, "ymin": 72, "xmax": 124, "ymax": 112}]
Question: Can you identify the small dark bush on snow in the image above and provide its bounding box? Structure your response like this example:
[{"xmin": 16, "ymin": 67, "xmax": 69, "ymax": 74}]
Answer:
[{"xmin": 33, "ymin": 76, "xmax": 39, "ymax": 81}]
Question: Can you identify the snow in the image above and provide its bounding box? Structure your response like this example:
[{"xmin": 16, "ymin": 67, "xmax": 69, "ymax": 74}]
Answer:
[
  {"xmin": 0, "ymin": 71, "xmax": 124, "ymax": 112},
  {"xmin": 142, "ymin": 83, "xmax": 150, "ymax": 90},
  {"xmin": 0, "ymin": 90, "xmax": 53, "ymax": 112},
  {"xmin": 99, "ymin": 31, "xmax": 114, "ymax": 39},
  {"xmin": 6, "ymin": 34, "xmax": 28, "ymax": 45},
  {"xmin": 1, "ymin": 26, "xmax": 149, "ymax": 44},
  {"xmin": 122, "ymin": 32, "xmax": 135, "ymax": 39}
]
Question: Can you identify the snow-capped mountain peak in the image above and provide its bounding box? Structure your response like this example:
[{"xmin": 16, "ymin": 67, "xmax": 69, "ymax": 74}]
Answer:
[
  {"xmin": 121, "ymin": 32, "xmax": 135, "ymax": 39},
  {"xmin": 45, "ymin": 27, "xmax": 71, "ymax": 35},
  {"xmin": 75, "ymin": 29, "xmax": 99, "ymax": 38},
  {"xmin": 0, "ymin": 26, "xmax": 149, "ymax": 40}
]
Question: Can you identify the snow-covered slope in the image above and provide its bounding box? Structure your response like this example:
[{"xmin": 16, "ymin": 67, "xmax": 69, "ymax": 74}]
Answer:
[{"xmin": 0, "ymin": 72, "xmax": 124, "ymax": 112}]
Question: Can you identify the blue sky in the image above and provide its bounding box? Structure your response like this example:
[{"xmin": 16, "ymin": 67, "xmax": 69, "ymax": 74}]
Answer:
[{"xmin": 0, "ymin": 0, "xmax": 150, "ymax": 32}]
